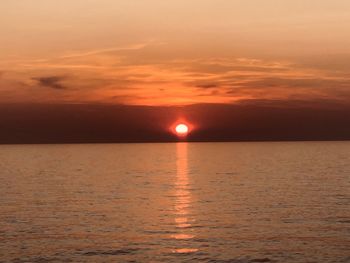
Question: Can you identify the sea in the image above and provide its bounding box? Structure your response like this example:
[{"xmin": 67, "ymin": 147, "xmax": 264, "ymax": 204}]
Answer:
[{"xmin": 0, "ymin": 142, "xmax": 349, "ymax": 263}]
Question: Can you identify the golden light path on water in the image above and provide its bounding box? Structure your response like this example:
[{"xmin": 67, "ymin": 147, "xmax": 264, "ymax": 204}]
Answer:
[{"xmin": 171, "ymin": 143, "xmax": 198, "ymax": 254}]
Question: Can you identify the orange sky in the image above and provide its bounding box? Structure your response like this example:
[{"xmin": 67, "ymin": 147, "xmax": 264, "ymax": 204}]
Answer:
[{"xmin": 1, "ymin": 0, "xmax": 350, "ymax": 105}]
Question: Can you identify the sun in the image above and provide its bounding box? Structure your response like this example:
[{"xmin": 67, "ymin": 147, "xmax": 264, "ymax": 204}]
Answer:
[{"xmin": 175, "ymin": 124, "xmax": 189, "ymax": 136}]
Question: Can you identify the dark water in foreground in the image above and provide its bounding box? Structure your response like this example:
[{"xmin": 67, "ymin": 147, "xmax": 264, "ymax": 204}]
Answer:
[{"xmin": 0, "ymin": 142, "xmax": 349, "ymax": 263}]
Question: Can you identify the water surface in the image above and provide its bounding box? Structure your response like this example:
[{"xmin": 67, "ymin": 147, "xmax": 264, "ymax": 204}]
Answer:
[{"xmin": 0, "ymin": 142, "xmax": 349, "ymax": 262}]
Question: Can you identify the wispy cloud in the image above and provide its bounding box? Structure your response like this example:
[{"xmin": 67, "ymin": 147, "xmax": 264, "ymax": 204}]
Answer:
[
  {"xmin": 59, "ymin": 41, "xmax": 162, "ymax": 59},
  {"xmin": 2, "ymin": 47, "xmax": 350, "ymax": 106},
  {"xmin": 33, "ymin": 76, "xmax": 68, "ymax": 90}
]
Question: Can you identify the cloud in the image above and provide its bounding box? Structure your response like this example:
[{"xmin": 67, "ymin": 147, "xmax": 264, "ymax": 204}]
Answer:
[
  {"xmin": 3, "ymin": 48, "xmax": 350, "ymax": 106},
  {"xmin": 239, "ymin": 77, "xmax": 350, "ymax": 89},
  {"xmin": 195, "ymin": 83, "xmax": 218, "ymax": 89},
  {"xmin": 297, "ymin": 54, "xmax": 350, "ymax": 72},
  {"xmin": 59, "ymin": 41, "xmax": 162, "ymax": 59},
  {"xmin": 33, "ymin": 76, "xmax": 68, "ymax": 90}
]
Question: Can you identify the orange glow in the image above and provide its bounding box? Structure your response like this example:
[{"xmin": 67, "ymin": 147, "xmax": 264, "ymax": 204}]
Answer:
[
  {"xmin": 171, "ymin": 143, "xmax": 198, "ymax": 254},
  {"xmin": 1, "ymin": 2, "xmax": 349, "ymax": 106},
  {"xmin": 173, "ymin": 248, "xmax": 199, "ymax": 254}
]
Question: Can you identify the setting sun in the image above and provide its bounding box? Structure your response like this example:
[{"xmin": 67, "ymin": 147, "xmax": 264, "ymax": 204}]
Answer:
[{"xmin": 175, "ymin": 124, "xmax": 189, "ymax": 136}]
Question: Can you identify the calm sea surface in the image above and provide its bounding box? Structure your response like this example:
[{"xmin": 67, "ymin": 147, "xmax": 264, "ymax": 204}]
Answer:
[{"xmin": 0, "ymin": 142, "xmax": 349, "ymax": 263}]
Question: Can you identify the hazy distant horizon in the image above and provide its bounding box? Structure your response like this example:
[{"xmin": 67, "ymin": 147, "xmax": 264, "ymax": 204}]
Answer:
[{"xmin": 1, "ymin": 101, "xmax": 349, "ymax": 144}]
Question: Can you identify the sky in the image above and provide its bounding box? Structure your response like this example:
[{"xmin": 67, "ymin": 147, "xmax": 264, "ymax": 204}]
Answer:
[{"xmin": 0, "ymin": 1, "xmax": 350, "ymax": 142}]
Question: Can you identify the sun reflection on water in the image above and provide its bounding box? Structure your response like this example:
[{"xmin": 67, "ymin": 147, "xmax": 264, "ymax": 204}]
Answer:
[{"xmin": 171, "ymin": 143, "xmax": 198, "ymax": 254}]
